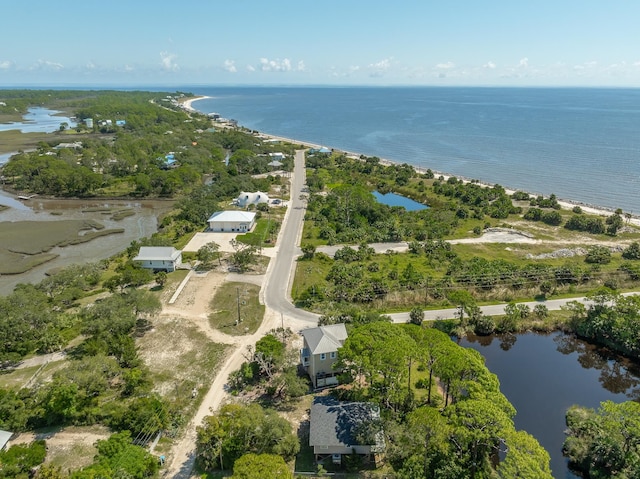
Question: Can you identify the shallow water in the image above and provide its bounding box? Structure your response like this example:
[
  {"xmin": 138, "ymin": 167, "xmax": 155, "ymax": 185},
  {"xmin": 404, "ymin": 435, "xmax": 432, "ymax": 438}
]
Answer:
[
  {"xmin": 0, "ymin": 107, "xmax": 76, "ymax": 133},
  {"xmin": 0, "ymin": 196, "xmax": 173, "ymax": 295}
]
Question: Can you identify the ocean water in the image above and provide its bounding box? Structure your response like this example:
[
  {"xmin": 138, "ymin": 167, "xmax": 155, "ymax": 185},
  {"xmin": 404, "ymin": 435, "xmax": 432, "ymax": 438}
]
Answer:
[{"xmin": 189, "ymin": 87, "xmax": 640, "ymax": 214}]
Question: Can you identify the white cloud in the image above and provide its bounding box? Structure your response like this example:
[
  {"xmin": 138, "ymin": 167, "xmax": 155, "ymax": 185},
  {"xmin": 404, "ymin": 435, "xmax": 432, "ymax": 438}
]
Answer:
[
  {"xmin": 349, "ymin": 65, "xmax": 361, "ymax": 73},
  {"xmin": 368, "ymin": 58, "xmax": 392, "ymax": 77},
  {"xmin": 223, "ymin": 60, "xmax": 237, "ymax": 73},
  {"xmin": 86, "ymin": 61, "xmax": 96, "ymax": 70},
  {"xmin": 519, "ymin": 57, "xmax": 529, "ymax": 68},
  {"xmin": 483, "ymin": 61, "xmax": 496, "ymax": 69},
  {"xmin": 0, "ymin": 60, "xmax": 13, "ymax": 70},
  {"xmin": 124, "ymin": 65, "xmax": 134, "ymax": 72},
  {"xmin": 255, "ymin": 57, "xmax": 305, "ymax": 73},
  {"xmin": 435, "ymin": 61, "xmax": 455, "ymax": 70},
  {"xmin": 160, "ymin": 51, "xmax": 179, "ymax": 72},
  {"xmin": 246, "ymin": 65, "xmax": 256, "ymax": 72},
  {"xmin": 31, "ymin": 59, "xmax": 64, "ymax": 71},
  {"xmin": 259, "ymin": 57, "xmax": 292, "ymax": 72}
]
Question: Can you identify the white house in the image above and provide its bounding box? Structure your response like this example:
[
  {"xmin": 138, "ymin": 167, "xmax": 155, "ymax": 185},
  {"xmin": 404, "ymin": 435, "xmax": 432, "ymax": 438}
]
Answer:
[
  {"xmin": 133, "ymin": 246, "xmax": 182, "ymax": 272},
  {"xmin": 0, "ymin": 429, "xmax": 13, "ymax": 451},
  {"xmin": 234, "ymin": 191, "xmax": 270, "ymax": 208},
  {"xmin": 207, "ymin": 211, "xmax": 257, "ymax": 232}
]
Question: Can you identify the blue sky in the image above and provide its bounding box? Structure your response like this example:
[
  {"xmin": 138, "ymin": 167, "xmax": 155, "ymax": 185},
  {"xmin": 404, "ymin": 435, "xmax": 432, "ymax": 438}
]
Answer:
[{"xmin": 2, "ymin": 0, "xmax": 639, "ymax": 87}]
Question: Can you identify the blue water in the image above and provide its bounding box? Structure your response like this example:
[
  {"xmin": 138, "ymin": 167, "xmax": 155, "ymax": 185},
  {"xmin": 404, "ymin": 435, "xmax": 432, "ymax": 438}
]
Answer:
[
  {"xmin": 0, "ymin": 107, "xmax": 76, "ymax": 133},
  {"xmin": 372, "ymin": 191, "xmax": 428, "ymax": 211},
  {"xmin": 189, "ymin": 87, "xmax": 640, "ymax": 214}
]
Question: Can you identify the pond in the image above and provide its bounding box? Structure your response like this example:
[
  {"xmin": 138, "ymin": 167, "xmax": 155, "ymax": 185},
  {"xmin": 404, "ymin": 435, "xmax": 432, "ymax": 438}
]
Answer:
[
  {"xmin": 0, "ymin": 107, "xmax": 77, "ymax": 133},
  {"xmin": 459, "ymin": 332, "xmax": 640, "ymax": 479},
  {"xmin": 372, "ymin": 191, "xmax": 428, "ymax": 211}
]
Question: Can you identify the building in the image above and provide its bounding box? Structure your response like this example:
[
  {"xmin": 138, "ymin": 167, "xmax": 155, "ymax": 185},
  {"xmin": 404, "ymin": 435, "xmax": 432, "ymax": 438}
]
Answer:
[
  {"xmin": 309, "ymin": 396, "xmax": 385, "ymax": 465},
  {"xmin": 234, "ymin": 191, "xmax": 270, "ymax": 208},
  {"xmin": 207, "ymin": 211, "xmax": 256, "ymax": 232},
  {"xmin": 0, "ymin": 429, "xmax": 13, "ymax": 451},
  {"xmin": 300, "ymin": 323, "xmax": 348, "ymax": 389},
  {"xmin": 133, "ymin": 246, "xmax": 182, "ymax": 272}
]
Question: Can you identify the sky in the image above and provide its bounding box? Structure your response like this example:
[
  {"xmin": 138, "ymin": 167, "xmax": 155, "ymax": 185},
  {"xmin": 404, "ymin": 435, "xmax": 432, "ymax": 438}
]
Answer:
[{"xmin": 1, "ymin": 0, "xmax": 639, "ymax": 87}]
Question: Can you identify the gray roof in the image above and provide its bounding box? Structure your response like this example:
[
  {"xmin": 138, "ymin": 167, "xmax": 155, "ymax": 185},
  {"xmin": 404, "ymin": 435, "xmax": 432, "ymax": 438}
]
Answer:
[
  {"xmin": 301, "ymin": 323, "xmax": 348, "ymax": 355},
  {"xmin": 133, "ymin": 246, "xmax": 181, "ymax": 262},
  {"xmin": 0, "ymin": 429, "xmax": 13, "ymax": 451},
  {"xmin": 309, "ymin": 396, "xmax": 384, "ymax": 450},
  {"xmin": 207, "ymin": 210, "xmax": 257, "ymax": 223}
]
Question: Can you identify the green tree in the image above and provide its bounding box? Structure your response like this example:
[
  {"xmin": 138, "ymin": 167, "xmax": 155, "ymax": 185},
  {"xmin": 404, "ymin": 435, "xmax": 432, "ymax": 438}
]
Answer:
[
  {"xmin": 409, "ymin": 307, "xmax": 424, "ymax": 325},
  {"xmin": 497, "ymin": 430, "xmax": 553, "ymax": 478},
  {"xmin": 196, "ymin": 403, "xmax": 299, "ymax": 472},
  {"xmin": 197, "ymin": 241, "xmax": 221, "ymax": 266},
  {"xmin": 0, "ymin": 440, "xmax": 47, "ymax": 477},
  {"xmin": 155, "ymin": 270, "xmax": 167, "ymax": 287},
  {"xmin": 231, "ymin": 453, "xmax": 293, "ymax": 479},
  {"xmin": 623, "ymin": 242, "xmax": 640, "ymax": 260}
]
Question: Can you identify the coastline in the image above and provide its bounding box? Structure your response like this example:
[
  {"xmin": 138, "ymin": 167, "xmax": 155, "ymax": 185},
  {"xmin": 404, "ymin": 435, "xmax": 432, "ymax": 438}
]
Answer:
[
  {"xmin": 179, "ymin": 95, "xmax": 211, "ymax": 113},
  {"xmin": 187, "ymin": 102, "xmax": 639, "ymax": 227}
]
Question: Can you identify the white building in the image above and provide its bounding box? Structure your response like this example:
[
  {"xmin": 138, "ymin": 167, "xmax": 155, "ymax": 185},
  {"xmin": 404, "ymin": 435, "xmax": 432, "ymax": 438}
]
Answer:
[
  {"xmin": 207, "ymin": 211, "xmax": 257, "ymax": 232},
  {"xmin": 133, "ymin": 247, "xmax": 182, "ymax": 272},
  {"xmin": 0, "ymin": 429, "xmax": 14, "ymax": 451},
  {"xmin": 235, "ymin": 191, "xmax": 270, "ymax": 208}
]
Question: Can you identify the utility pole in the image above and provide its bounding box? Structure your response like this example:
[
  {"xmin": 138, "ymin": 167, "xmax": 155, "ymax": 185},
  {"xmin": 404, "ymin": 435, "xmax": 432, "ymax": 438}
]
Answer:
[{"xmin": 236, "ymin": 287, "xmax": 241, "ymax": 325}]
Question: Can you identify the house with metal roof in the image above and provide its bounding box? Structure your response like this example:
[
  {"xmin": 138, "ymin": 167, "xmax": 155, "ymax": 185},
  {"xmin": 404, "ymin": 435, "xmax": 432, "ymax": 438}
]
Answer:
[
  {"xmin": 0, "ymin": 429, "xmax": 13, "ymax": 451},
  {"xmin": 207, "ymin": 211, "xmax": 257, "ymax": 232},
  {"xmin": 309, "ymin": 396, "xmax": 385, "ymax": 465},
  {"xmin": 300, "ymin": 323, "xmax": 348, "ymax": 389},
  {"xmin": 133, "ymin": 246, "xmax": 182, "ymax": 272}
]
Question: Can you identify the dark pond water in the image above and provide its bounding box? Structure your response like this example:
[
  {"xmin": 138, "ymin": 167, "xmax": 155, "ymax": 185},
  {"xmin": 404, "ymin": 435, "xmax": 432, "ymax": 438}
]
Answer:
[
  {"xmin": 372, "ymin": 191, "xmax": 428, "ymax": 211},
  {"xmin": 459, "ymin": 332, "xmax": 640, "ymax": 479}
]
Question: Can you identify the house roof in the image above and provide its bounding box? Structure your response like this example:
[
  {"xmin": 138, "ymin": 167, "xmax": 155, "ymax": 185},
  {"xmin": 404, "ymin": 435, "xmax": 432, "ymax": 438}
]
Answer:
[
  {"xmin": 0, "ymin": 429, "xmax": 13, "ymax": 451},
  {"xmin": 301, "ymin": 323, "xmax": 348, "ymax": 355},
  {"xmin": 309, "ymin": 396, "xmax": 384, "ymax": 451},
  {"xmin": 133, "ymin": 246, "xmax": 181, "ymax": 262},
  {"xmin": 207, "ymin": 211, "xmax": 257, "ymax": 223}
]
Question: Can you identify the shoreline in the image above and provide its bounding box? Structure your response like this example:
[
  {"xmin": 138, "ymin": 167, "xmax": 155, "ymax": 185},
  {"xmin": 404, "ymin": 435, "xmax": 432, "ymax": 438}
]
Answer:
[
  {"xmin": 187, "ymin": 102, "xmax": 638, "ymax": 227},
  {"xmin": 179, "ymin": 95, "xmax": 211, "ymax": 113}
]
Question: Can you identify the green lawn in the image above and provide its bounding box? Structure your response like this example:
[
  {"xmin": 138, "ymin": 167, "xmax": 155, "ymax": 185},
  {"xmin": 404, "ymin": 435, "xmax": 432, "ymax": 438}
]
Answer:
[{"xmin": 208, "ymin": 282, "xmax": 265, "ymax": 335}]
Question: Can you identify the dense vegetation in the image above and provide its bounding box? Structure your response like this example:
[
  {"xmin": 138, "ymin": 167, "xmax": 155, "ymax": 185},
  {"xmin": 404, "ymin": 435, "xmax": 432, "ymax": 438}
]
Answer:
[
  {"xmin": 297, "ymin": 151, "xmax": 640, "ymax": 316},
  {"xmin": 334, "ymin": 323, "xmax": 552, "ymax": 478},
  {"xmin": 0, "ymin": 90, "xmax": 293, "ymax": 198},
  {"xmin": 564, "ymin": 400, "xmax": 640, "ymax": 479}
]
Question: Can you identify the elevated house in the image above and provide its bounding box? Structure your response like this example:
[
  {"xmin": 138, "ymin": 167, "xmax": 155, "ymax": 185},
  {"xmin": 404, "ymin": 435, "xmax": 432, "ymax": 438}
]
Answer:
[
  {"xmin": 309, "ymin": 396, "xmax": 385, "ymax": 465},
  {"xmin": 207, "ymin": 211, "xmax": 256, "ymax": 232},
  {"xmin": 133, "ymin": 246, "xmax": 182, "ymax": 272},
  {"xmin": 300, "ymin": 323, "xmax": 348, "ymax": 389}
]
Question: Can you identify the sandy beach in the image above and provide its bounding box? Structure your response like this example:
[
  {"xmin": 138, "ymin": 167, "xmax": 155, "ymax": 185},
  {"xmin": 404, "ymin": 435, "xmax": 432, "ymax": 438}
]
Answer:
[{"xmin": 186, "ymin": 99, "xmax": 640, "ymax": 227}]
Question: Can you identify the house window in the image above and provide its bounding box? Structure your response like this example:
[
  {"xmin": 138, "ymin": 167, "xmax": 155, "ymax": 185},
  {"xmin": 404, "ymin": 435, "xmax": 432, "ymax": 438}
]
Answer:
[
  {"xmin": 330, "ymin": 351, "xmax": 336, "ymax": 359},
  {"xmin": 320, "ymin": 353, "xmax": 326, "ymax": 361}
]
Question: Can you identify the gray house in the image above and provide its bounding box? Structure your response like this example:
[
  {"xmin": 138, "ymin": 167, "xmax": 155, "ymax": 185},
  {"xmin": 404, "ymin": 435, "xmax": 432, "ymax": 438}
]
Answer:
[
  {"xmin": 300, "ymin": 323, "xmax": 348, "ymax": 389},
  {"xmin": 309, "ymin": 396, "xmax": 385, "ymax": 465},
  {"xmin": 133, "ymin": 246, "xmax": 182, "ymax": 272}
]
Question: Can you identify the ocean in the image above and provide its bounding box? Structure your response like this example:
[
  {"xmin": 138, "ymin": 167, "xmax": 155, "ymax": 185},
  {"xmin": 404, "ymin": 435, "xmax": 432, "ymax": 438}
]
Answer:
[{"xmin": 189, "ymin": 87, "xmax": 640, "ymax": 214}]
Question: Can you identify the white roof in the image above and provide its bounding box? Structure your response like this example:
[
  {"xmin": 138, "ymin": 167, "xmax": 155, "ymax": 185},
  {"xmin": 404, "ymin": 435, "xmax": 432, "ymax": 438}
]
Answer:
[
  {"xmin": 208, "ymin": 211, "xmax": 257, "ymax": 223},
  {"xmin": 0, "ymin": 429, "xmax": 12, "ymax": 451},
  {"xmin": 133, "ymin": 246, "xmax": 181, "ymax": 262},
  {"xmin": 301, "ymin": 323, "xmax": 348, "ymax": 355}
]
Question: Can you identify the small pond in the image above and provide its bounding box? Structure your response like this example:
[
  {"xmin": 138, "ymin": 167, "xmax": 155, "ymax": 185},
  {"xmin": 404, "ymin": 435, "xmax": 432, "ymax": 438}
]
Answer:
[
  {"xmin": 372, "ymin": 191, "xmax": 428, "ymax": 211},
  {"xmin": 0, "ymin": 107, "xmax": 77, "ymax": 133},
  {"xmin": 459, "ymin": 332, "xmax": 640, "ymax": 479}
]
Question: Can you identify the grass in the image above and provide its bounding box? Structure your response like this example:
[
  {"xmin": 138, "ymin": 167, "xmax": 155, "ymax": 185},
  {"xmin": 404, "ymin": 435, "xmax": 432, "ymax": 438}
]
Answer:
[
  {"xmin": 235, "ymin": 216, "xmax": 281, "ymax": 248},
  {"xmin": 208, "ymin": 282, "xmax": 264, "ymax": 335}
]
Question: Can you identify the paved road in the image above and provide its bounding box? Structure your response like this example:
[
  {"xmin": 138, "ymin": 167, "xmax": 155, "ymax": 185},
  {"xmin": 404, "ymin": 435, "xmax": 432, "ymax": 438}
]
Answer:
[{"xmin": 262, "ymin": 150, "xmax": 320, "ymax": 324}]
